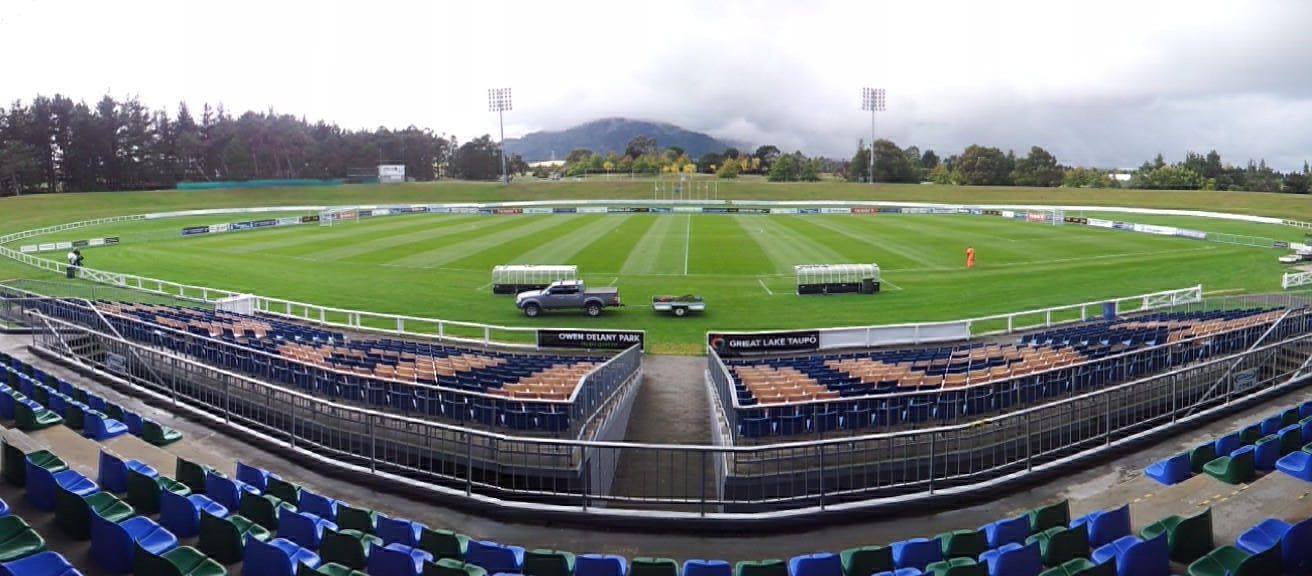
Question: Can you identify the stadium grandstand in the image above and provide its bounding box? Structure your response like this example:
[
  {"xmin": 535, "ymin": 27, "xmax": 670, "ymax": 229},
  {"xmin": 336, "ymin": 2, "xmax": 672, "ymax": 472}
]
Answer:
[{"xmin": 4, "ymin": 276, "xmax": 1312, "ymax": 575}]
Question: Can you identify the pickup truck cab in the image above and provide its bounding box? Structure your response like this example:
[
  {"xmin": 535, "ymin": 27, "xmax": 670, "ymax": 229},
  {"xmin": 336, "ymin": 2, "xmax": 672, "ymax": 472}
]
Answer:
[{"xmin": 516, "ymin": 280, "xmax": 622, "ymax": 317}]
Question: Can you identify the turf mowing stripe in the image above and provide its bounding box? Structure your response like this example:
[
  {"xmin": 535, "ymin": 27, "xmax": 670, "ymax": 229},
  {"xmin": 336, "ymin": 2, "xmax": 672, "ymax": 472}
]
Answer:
[
  {"xmin": 239, "ymin": 215, "xmax": 479, "ymax": 257},
  {"xmin": 502, "ymin": 214, "xmax": 634, "ymax": 265},
  {"xmin": 803, "ymin": 215, "xmax": 940, "ymax": 269},
  {"xmin": 769, "ymin": 215, "xmax": 904, "ymax": 265},
  {"xmin": 562, "ymin": 214, "xmax": 655, "ymax": 274},
  {"xmin": 387, "ymin": 215, "xmax": 584, "ymax": 269},
  {"xmin": 619, "ymin": 214, "xmax": 676, "ymax": 275},
  {"xmin": 444, "ymin": 215, "xmax": 603, "ymax": 270},
  {"xmin": 341, "ymin": 215, "xmax": 550, "ymax": 265},
  {"xmin": 686, "ymin": 215, "xmax": 775, "ymax": 275},
  {"xmin": 749, "ymin": 216, "xmax": 852, "ymax": 273}
]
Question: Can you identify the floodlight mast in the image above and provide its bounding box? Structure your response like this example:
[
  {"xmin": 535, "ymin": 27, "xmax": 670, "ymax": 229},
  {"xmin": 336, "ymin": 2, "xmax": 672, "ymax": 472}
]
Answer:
[
  {"xmin": 488, "ymin": 88, "xmax": 513, "ymax": 185},
  {"xmin": 861, "ymin": 87, "xmax": 886, "ymax": 185}
]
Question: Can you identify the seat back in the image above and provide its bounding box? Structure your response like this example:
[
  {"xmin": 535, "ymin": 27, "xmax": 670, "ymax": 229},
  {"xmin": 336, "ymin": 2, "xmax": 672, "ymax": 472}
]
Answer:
[
  {"xmin": 278, "ymin": 507, "xmax": 328, "ymax": 550},
  {"xmin": 1168, "ymin": 507, "xmax": 1214, "ymax": 564},
  {"xmin": 236, "ymin": 461, "xmax": 270, "ymax": 492},
  {"xmin": 89, "ymin": 511, "xmax": 135, "ymax": 573},
  {"xmin": 1119, "ymin": 533, "xmax": 1169, "ymax": 576},
  {"xmin": 300, "ymin": 490, "xmax": 339, "ymax": 522},
  {"xmin": 1281, "ymin": 517, "xmax": 1312, "ymax": 574},
  {"xmin": 467, "ymin": 540, "xmax": 524, "ymax": 574},
  {"xmin": 368, "ymin": 542, "xmax": 427, "ymax": 576},
  {"xmin": 1087, "ymin": 504, "xmax": 1132, "ymax": 549},
  {"xmin": 243, "ymin": 536, "xmax": 303, "ymax": 576},
  {"xmin": 992, "ymin": 541, "xmax": 1042, "ymax": 576},
  {"xmin": 683, "ymin": 560, "xmax": 732, "ymax": 576},
  {"xmin": 377, "ymin": 516, "xmax": 422, "ymax": 547},
  {"xmin": 839, "ymin": 547, "xmax": 893, "ymax": 576},
  {"xmin": 98, "ymin": 449, "xmax": 129, "ymax": 493},
  {"xmin": 205, "ymin": 471, "xmax": 241, "ymax": 511},
  {"xmin": 787, "ymin": 553, "xmax": 840, "ymax": 576}
]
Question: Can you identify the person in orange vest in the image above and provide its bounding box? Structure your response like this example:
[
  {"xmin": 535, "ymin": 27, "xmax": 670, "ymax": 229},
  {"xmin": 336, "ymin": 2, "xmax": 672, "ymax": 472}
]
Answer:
[{"xmin": 966, "ymin": 246, "xmax": 976, "ymax": 268}]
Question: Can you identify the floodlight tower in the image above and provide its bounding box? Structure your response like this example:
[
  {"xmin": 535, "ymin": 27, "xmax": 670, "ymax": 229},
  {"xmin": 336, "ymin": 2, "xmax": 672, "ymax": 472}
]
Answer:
[
  {"xmin": 861, "ymin": 87, "xmax": 886, "ymax": 185},
  {"xmin": 488, "ymin": 87, "xmax": 513, "ymax": 184}
]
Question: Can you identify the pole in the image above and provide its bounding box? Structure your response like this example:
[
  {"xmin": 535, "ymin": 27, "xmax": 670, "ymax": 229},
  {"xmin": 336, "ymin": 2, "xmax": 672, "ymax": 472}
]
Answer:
[
  {"xmin": 498, "ymin": 109, "xmax": 508, "ymax": 185},
  {"xmin": 870, "ymin": 109, "xmax": 876, "ymax": 185}
]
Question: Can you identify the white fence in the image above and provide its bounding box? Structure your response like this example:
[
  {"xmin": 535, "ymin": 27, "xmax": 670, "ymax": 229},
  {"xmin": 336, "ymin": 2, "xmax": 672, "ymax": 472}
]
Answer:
[{"xmin": 1284, "ymin": 272, "xmax": 1312, "ymax": 290}]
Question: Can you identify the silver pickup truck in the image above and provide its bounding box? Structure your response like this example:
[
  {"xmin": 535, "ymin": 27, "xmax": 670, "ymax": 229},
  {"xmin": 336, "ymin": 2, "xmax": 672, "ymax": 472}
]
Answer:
[{"xmin": 515, "ymin": 280, "xmax": 622, "ymax": 317}]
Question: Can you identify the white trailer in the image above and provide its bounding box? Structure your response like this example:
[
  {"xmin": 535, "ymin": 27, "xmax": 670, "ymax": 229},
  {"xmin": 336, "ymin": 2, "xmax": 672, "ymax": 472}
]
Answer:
[
  {"xmin": 795, "ymin": 263, "xmax": 881, "ymax": 295},
  {"xmin": 491, "ymin": 265, "xmax": 578, "ymax": 295}
]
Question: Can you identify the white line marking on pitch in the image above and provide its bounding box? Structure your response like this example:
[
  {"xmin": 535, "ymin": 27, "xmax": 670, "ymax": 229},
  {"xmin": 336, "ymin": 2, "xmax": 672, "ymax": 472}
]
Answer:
[
  {"xmin": 879, "ymin": 279, "xmax": 903, "ymax": 291},
  {"xmin": 758, "ymin": 278, "xmax": 774, "ymax": 295},
  {"xmin": 608, "ymin": 277, "xmax": 618, "ymax": 287},
  {"xmin": 474, "ymin": 283, "xmax": 491, "ymax": 292},
  {"xmin": 683, "ymin": 214, "xmax": 692, "ymax": 276}
]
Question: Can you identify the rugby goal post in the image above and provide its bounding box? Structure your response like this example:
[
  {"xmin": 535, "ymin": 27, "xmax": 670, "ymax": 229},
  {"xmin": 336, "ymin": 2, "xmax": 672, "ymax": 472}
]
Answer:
[
  {"xmin": 491, "ymin": 264, "xmax": 578, "ymax": 295},
  {"xmin": 319, "ymin": 207, "xmax": 360, "ymax": 226}
]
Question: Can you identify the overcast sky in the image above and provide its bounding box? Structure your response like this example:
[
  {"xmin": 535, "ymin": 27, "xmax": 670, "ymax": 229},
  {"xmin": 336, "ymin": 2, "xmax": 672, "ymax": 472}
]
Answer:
[{"xmin": 4, "ymin": 0, "xmax": 1311, "ymax": 171}]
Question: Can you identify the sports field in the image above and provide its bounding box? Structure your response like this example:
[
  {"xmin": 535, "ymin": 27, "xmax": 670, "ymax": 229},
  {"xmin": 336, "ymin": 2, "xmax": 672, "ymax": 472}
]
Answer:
[{"xmin": 7, "ymin": 201, "xmax": 1293, "ymax": 353}]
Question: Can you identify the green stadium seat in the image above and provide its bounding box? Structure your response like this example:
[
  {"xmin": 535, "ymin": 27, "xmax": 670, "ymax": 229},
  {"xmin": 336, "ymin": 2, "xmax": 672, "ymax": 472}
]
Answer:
[
  {"xmin": 936, "ymin": 529, "xmax": 988, "ymax": 559},
  {"xmin": 630, "ymin": 557, "xmax": 678, "ymax": 576},
  {"xmin": 1025, "ymin": 525, "xmax": 1089, "ymax": 566},
  {"xmin": 336, "ymin": 504, "xmax": 381, "ymax": 534},
  {"xmin": 839, "ymin": 546, "xmax": 893, "ymax": 576},
  {"xmin": 1186, "ymin": 543, "xmax": 1282, "ymax": 576},
  {"xmin": 524, "ymin": 549, "xmax": 577, "ymax": 576},
  {"xmin": 925, "ymin": 557, "xmax": 987, "ymax": 576},
  {"xmin": 265, "ymin": 475, "xmax": 302, "ymax": 506},
  {"xmin": 1139, "ymin": 507, "xmax": 1213, "ymax": 564},
  {"xmin": 198, "ymin": 509, "xmax": 270, "ymax": 564},
  {"xmin": 1202, "ymin": 446, "xmax": 1256, "ymax": 484},
  {"xmin": 735, "ymin": 559, "xmax": 787, "ymax": 576},
  {"xmin": 175, "ymin": 456, "xmax": 213, "ymax": 494},
  {"xmin": 134, "ymin": 544, "xmax": 228, "ymax": 576},
  {"xmin": 424, "ymin": 558, "xmax": 490, "ymax": 576},
  {"xmin": 238, "ymin": 491, "xmax": 294, "ymax": 531},
  {"xmin": 143, "ymin": 419, "xmax": 184, "ymax": 446},
  {"xmin": 0, "ymin": 514, "xmax": 46, "ymax": 562},
  {"xmin": 55, "ymin": 484, "xmax": 134, "ymax": 540},
  {"xmin": 319, "ymin": 528, "xmax": 383, "ymax": 570},
  {"xmin": 128, "ymin": 468, "xmax": 190, "ymax": 515},
  {"xmin": 1028, "ymin": 500, "xmax": 1071, "ymax": 533},
  {"xmin": 419, "ymin": 527, "xmax": 471, "ymax": 561},
  {"xmin": 1190, "ymin": 443, "xmax": 1218, "ymax": 475},
  {"xmin": 14, "ymin": 400, "xmax": 62, "ymax": 431}
]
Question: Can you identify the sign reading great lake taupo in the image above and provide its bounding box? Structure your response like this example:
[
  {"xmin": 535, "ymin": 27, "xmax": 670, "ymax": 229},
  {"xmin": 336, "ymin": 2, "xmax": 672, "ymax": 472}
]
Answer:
[{"xmin": 708, "ymin": 330, "xmax": 820, "ymax": 357}]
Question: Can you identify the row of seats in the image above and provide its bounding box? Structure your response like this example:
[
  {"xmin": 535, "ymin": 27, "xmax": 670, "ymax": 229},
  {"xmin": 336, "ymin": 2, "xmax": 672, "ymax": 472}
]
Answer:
[
  {"xmin": 2, "ymin": 353, "xmax": 181, "ymax": 445},
  {"xmin": 1147, "ymin": 401, "xmax": 1312, "ymax": 486},
  {"xmin": 725, "ymin": 308, "xmax": 1312, "ymax": 437},
  {"xmin": 21, "ymin": 298, "xmax": 600, "ymax": 434},
  {"xmin": 8, "ymin": 349, "xmax": 1312, "ymax": 576}
]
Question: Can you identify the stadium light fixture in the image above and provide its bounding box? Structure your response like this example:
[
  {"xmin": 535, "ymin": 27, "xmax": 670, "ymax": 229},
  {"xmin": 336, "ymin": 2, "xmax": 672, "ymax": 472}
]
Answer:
[
  {"xmin": 861, "ymin": 87, "xmax": 886, "ymax": 185},
  {"xmin": 488, "ymin": 88, "xmax": 513, "ymax": 185}
]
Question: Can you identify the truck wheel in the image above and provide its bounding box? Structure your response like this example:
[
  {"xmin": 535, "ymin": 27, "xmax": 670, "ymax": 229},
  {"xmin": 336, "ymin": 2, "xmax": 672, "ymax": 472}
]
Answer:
[
  {"xmin": 524, "ymin": 304, "xmax": 541, "ymax": 317},
  {"xmin": 673, "ymin": 306, "xmax": 687, "ymax": 317},
  {"xmin": 586, "ymin": 303, "xmax": 602, "ymax": 317}
]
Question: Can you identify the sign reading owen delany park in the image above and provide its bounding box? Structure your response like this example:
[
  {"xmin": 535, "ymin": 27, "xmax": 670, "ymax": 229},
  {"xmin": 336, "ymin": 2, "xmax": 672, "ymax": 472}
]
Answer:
[
  {"xmin": 708, "ymin": 330, "xmax": 820, "ymax": 357},
  {"xmin": 537, "ymin": 329, "xmax": 645, "ymax": 351}
]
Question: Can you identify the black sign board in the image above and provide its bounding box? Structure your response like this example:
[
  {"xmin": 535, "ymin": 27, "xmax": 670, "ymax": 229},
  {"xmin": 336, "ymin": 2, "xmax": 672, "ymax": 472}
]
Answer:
[
  {"xmin": 104, "ymin": 236, "xmax": 120, "ymax": 244},
  {"xmin": 537, "ymin": 329, "xmax": 645, "ymax": 351},
  {"xmin": 708, "ymin": 330, "xmax": 820, "ymax": 357},
  {"xmin": 301, "ymin": 215, "xmax": 321, "ymax": 223},
  {"xmin": 72, "ymin": 239, "xmax": 89, "ymax": 247}
]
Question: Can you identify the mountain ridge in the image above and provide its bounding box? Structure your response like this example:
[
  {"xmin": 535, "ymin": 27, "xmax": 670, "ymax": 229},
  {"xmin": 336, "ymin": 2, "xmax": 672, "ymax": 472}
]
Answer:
[{"xmin": 503, "ymin": 118, "xmax": 739, "ymax": 162}]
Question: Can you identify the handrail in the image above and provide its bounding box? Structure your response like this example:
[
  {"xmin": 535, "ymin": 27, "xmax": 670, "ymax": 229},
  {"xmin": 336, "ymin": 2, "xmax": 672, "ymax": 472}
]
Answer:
[{"xmin": 1185, "ymin": 307, "xmax": 1295, "ymax": 417}]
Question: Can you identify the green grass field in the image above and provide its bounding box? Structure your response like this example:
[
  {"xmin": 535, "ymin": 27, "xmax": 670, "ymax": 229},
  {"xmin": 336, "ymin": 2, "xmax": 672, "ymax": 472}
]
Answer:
[{"xmin": 2, "ymin": 181, "xmax": 1309, "ymax": 353}]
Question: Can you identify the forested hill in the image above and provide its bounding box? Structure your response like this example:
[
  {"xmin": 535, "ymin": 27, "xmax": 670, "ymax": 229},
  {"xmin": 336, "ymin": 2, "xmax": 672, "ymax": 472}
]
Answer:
[{"xmin": 502, "ymin": 118, "xmax": 732, "ymax": 162}]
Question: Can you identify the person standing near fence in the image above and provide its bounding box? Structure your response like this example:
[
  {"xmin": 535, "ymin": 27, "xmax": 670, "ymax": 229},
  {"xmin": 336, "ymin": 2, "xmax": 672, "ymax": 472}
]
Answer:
[
  {"xmin": 66, "ymin": 249, "xmax": 78, "ymax": 278},
  {"xmin": 966, "ymin": 246, "xmax": 976, "ymax": 269}
]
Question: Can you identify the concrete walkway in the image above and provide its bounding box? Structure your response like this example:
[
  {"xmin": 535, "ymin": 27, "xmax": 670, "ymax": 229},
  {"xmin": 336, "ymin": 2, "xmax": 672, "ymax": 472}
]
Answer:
[{"xmin": 4, "ymin": 332, "xmax": 1312, "ymax": 572}]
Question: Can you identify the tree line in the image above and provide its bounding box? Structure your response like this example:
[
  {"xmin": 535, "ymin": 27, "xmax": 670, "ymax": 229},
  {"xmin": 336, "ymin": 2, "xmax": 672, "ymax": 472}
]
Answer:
[
  {"xmin": 0, "ymin": 92, "xmax": 531, "ymax": 195},
  {"xmin": 2, "ymin": 91, "xmax": 1308, "ymax": 194}
]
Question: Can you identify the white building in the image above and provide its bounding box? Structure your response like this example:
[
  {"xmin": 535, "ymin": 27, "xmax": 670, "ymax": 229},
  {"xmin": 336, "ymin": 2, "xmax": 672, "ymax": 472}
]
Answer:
[{"xmin": 378, "ymin": 164, "xmax": 406, "ymax": 184}]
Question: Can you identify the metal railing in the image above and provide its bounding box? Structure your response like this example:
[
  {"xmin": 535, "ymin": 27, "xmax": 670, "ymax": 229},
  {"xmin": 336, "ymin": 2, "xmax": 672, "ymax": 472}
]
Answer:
[{"xmin": 18, "ymin": 306, "xmax": 1312, "ymax": 526}]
